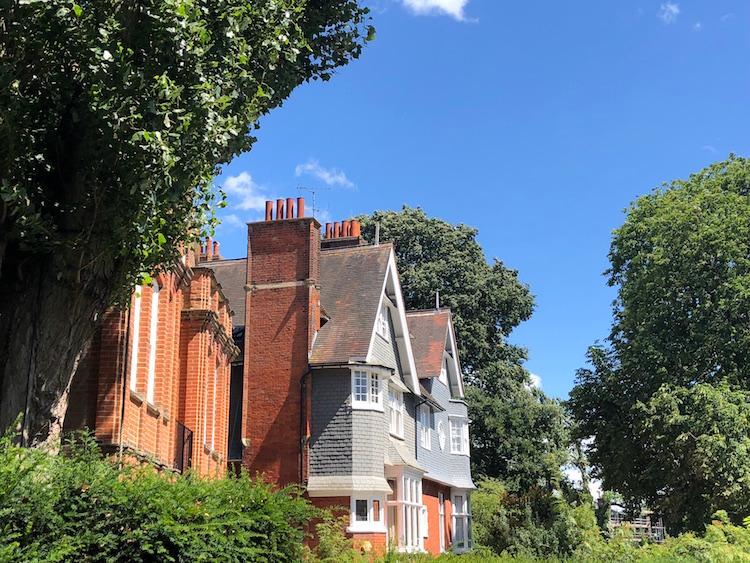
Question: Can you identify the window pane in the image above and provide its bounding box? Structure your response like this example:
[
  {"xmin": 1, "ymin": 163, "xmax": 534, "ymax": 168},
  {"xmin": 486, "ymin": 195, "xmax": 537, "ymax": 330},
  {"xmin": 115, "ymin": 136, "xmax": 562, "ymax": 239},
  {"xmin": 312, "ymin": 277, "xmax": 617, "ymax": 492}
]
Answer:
[
  {"xmin": 354, "ymin": 371, "xmax": 367, "ymax": 402},
  {"xmin": 355, "ymin": 499, "xmax": 368, "ymax": 521},
  {"xmin": 370, "ymin": 374, "xmax": 380, "ymax": 404}
]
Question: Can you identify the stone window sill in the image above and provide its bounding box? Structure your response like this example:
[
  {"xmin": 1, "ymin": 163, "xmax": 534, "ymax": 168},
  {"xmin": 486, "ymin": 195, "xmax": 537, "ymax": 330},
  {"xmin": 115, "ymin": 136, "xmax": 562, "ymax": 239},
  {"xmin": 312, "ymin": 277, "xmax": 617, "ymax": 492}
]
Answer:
[{"xmin": 129, "ymin": 389, "xmax": 144, "ymax": 406}]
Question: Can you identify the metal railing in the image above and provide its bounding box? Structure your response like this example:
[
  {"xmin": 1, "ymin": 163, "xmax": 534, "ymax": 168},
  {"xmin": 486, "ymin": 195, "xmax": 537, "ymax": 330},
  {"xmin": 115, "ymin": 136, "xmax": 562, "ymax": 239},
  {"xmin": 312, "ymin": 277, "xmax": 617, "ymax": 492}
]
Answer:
[{"xmin": 174, "ymin": 421, "xmax": 193, "ymax": 474}]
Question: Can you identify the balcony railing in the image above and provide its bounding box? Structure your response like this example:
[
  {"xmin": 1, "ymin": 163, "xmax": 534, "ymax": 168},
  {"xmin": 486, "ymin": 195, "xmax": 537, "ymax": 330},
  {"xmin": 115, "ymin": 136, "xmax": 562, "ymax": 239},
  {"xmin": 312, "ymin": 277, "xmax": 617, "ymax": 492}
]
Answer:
[{"xmin": 174, "ymin": 421, "xmax": 193, "ymax": 474}]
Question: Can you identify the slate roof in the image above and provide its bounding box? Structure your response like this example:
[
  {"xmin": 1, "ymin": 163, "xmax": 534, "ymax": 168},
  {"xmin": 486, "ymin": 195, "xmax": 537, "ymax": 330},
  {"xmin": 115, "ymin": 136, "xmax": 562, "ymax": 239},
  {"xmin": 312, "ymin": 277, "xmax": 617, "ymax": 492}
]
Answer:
[
  {"xmin": 209, "ymin": 258, "xmax": 246, "ymax": 327},
  {"xmin": 405, "ymin": 309, "xmax": 451, "ymax": 378},
  {"xmin": 310, "ymin": 244, "xmax": 392, "ymax": 365}
]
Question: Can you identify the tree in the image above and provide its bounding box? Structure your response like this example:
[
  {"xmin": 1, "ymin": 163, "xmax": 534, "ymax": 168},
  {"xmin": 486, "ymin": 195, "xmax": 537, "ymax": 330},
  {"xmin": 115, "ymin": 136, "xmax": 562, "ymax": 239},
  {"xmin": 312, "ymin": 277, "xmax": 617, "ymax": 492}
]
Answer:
[
  {"xmin": 568, "ymin": 155, "xmax": 750, "ymax": 532},
  {"xmin": 359, "ymin": 207, "xmax": 568, "ymax": 490},
  {"xmin": 0, "ymin": 0, "xmax": 372, "ymax": 446}
]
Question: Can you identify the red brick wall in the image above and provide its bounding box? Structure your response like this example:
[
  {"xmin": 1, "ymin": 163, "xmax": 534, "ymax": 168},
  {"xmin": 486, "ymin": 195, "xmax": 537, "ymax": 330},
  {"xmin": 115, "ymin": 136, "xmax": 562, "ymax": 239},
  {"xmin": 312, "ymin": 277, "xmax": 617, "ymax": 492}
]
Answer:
[
  {"xmin": 423, "ymin": 479, "xmax": 453, "ymax": 555},
  {"xmin": 66, "ymin": 256, "xmax": 236, "ymax": 478},
  {"xmin": 242, "ymin": 218, "xmax": 321, "ymax": 486}
]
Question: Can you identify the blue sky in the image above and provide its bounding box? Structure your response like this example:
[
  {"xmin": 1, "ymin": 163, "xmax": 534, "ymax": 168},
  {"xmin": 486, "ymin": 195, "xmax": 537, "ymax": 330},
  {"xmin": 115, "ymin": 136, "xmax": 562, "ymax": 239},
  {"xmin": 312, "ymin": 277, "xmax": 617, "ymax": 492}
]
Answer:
[{"xmin": 214, "ymin": 0, "xmax": 750, "ymax": 399}]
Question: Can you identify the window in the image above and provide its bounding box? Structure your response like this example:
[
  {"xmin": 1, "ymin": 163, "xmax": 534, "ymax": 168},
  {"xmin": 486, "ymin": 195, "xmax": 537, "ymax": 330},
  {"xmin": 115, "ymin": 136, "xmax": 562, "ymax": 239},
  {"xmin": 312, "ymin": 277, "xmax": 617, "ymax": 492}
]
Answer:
[
  {"xmin": 355, "ymin": 499, "xmax": 368, "ymax": 522},
  {"xmin": 401, "ymin": 475, "xmax": 423, "ymax": 551},
  {"xmin": 438, "ymin": 492, "xmax": 446, "ymax": 552},
  {"xmin": 352, "ymin": 370, "xmax": 383, "ymax": 410},
  {"xmin": 449, "ymin": 417, "xmax": 469, "ymax": 455},
  {"xmin": 452, "ymin": 494, "xmax": 472, "ymax": 551},
  {"xmin": 210, "ymin": 366, "xmax": 218, "ymax": 450},
  {"xmin": 349, "ymin": 496, "xmax": 386, "ymax": 533},
  {"xmin": 146, "ymin": 280, "xmax": 160, "ymax": 404},
  {"xmin": 439, "ymin": 355, "xmax": 449, "ymax": 386},
  {"xmin": 418, "ymin": 404, "xmax": 431, "ymax": 449},
  {"xmin": 376, "ymin": 304, "xmax": 390, "ymax": 341},
  {"xmin": 389, "ymin": 387, "xmax": 404, "ymax": 438},
  {"xmin": 129, "ymin": 285, "xmax": 142, "ymax": 392}
]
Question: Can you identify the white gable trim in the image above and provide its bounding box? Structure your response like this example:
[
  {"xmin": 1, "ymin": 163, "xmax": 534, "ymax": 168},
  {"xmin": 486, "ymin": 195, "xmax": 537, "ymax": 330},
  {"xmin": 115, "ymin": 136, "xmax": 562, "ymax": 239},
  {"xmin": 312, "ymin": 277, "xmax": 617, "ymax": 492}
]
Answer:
[
  {"xmin": 446, "ymin": 319, "xmax": 465, "ymax": 398},
  {"xmin": 366, "ymin": 250, "xmax": 420, "ymax": 395}
]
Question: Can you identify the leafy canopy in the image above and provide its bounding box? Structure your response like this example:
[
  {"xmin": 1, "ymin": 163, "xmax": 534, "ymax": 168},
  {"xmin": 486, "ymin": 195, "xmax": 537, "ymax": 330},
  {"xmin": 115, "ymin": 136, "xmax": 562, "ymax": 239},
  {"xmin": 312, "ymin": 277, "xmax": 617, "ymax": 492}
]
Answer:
[
  {"xmin": 569, "ymin": 155, "xmax": 750, "ymax": 532},
  {"xmin": 0, "ymin": 0, "xmax": 372, "ymax": 294}
]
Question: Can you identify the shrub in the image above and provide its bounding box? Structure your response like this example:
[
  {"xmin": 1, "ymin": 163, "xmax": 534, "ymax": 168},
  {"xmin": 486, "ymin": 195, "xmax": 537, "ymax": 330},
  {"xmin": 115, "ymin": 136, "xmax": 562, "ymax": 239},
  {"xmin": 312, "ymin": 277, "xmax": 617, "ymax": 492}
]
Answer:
[{"xmin": 0, "ymin": 431, "xmax": 313, "ymax": 562}]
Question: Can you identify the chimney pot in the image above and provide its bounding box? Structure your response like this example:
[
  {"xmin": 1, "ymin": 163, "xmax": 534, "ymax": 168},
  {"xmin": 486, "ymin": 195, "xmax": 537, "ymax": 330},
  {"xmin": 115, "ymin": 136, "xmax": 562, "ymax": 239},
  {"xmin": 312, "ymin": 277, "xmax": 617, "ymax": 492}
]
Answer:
[
  {"xmin": 213, "ymin": 241, "xmax": 220, "ymax": 259},
  {"xmin": 276, "ymin": 199, "xmax": 284, "ymax": 221},
  {"xmin": 206, "ymin": 237, "xmax": 213, "ymax": 260},
  {"xmin": 265, "ymin": 201, "xmax": 273, "ymax": 222},
  {"xmin": 297, "ymin": 197, "xmax": 305, "ymax": 218},
  {"xmin": 342, "ymin": 220, "xmax": 351, "ymax": 237},
  {"xmin": 286, "ymin": 197, "xmax": 294, "ymax": 219},
  {"xmin": 334, "ymin": 222, "xmax": 341, "ymax": 238},
  {"xmin": 351, "ymin": 219, "xmax": 361, "ymax": 238},
  {"xmin": 325, "ymin": 223, "xmax": 333, "ymax": 238}
]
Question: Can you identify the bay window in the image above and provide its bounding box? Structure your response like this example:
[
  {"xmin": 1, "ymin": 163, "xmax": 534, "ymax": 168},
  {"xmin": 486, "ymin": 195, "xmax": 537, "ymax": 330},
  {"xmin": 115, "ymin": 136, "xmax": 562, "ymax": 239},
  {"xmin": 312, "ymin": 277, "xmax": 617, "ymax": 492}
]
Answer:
[
  {"xmin": 348, "ymin": 495, "xmax": 386, "ymax": 533},
  {"xmin": 449, "ymin": 416, "xmax": 469, "ymax": 455},
  {"xmin": 352, "ymin": 369, "xmax": 383, "ymax": 410},
  {"xmin": 452, "ymin": 493, "xmax": 472, "ymax": 552}
]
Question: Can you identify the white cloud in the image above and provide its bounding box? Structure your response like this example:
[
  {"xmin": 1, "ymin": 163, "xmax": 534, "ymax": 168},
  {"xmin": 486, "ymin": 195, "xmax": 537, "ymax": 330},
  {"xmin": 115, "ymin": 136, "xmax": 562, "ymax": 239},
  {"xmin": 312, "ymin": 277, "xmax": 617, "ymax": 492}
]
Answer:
[
  {"xmin": 221, "ymin": 171, "xmax": 267, "ymax": 211},
  {"xmin": 693, "ymin": 21, "xmax": 702, "ymax": 31},
  {"xmin": 658, "ymin": 3, "xmax": 680, "ymax": 24},
  {"xmin": 295, "ymin": 159, "xmax": 354, "ymax": 189},
  {"xmin": 401, "ymin": 0, "xmax": 470, "ymax": 21},
  {"xmin": 529, "ymin": 373, "xmax": 542, "ymax": 389}
]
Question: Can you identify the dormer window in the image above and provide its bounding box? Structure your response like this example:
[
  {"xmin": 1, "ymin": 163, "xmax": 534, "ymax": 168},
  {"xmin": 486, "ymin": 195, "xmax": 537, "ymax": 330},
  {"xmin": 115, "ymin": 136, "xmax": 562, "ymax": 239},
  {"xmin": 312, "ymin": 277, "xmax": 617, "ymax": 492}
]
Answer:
[{"xmin": 376, "ymin": 304, "xmax": 390, "ymax": 341}]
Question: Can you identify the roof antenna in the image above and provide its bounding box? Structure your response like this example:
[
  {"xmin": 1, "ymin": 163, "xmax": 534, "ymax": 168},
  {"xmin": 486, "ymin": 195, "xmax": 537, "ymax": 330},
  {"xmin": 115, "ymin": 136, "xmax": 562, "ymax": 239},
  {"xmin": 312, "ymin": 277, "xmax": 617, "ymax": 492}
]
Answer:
[
  {"xmin": 436, "ymin": 290, "xmax": 440, "ymax": 310},
  {"xmin": 374, "ymin": 223, "xmax": 380, "ymax": 246},
  {"xmin": 297, "ymin": 185, "xmax": 330, "ymax": 219}
]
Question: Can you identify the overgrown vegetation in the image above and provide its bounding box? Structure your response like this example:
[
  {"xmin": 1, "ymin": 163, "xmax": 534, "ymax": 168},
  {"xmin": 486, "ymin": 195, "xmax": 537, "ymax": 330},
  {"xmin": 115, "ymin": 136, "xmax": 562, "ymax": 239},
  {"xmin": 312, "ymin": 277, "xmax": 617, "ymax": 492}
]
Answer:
[
  {"xmin": 569, "ymin": 156, "xmax": 750, "ymax": 534},
  {"xmin": 0, "ymin": 431, "xmax": 313, "ymax": 562}
]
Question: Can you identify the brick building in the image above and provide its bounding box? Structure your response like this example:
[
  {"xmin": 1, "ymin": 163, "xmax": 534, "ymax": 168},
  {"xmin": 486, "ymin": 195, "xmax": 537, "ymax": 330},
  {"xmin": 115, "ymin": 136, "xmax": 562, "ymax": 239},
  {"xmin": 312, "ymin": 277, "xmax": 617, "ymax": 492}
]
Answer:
[
  {"xmin": 65, "ymin": 246, "xmax": 239, "ymax": 476},
  {"xmin": 211, "ymin": 198, "xmax": 474, "ymax": 554}
]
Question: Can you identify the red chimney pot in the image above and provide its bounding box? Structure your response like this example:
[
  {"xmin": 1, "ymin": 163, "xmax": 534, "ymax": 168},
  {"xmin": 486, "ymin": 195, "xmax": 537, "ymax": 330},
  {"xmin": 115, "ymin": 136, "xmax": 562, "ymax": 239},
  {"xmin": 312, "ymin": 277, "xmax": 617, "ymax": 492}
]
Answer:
[
  {"xmin": 325, "ymin": 223, "xmax": 333, "ymax": 238},
  {"xmin": 351, "ymin": 220, "xmax": 361, "ymax": 238},
  {"xmin": 276, "ymin": 199, "xmax": 284, "ymax": 221},
  {"xmin": 297, "ymin": 197, "xmax": 305, "ymax": 218},
  {"xmin": 286, "ymin": 197, "xmax": 294, "ymax": 219},
  {"xmin": 265, "ymin": 201, "xmax": 273, "ymax": 222},
  {"xmin": 334, "ymin": 222, "xmax": 341, "ymax": 238}
]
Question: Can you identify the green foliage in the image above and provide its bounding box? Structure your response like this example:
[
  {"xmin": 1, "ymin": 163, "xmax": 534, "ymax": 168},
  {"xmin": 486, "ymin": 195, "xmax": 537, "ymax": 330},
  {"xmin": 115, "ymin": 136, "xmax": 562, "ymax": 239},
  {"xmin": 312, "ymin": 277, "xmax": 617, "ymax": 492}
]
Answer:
[
  {"xmin": 569, "ymin": 156, "xmax": 750, "ymax": 534},
  {"xmin": 1, "ymin": 0, "xmax": 371, "ymax": 296},
  {"xmin": 471, "ymin": 478, "xmax": 600, "ymax": 559},
  {"xmin": 358, "ymin": 207, "xmax": 567, "ymax": 490},
  {"xmin": 0, "ymin": 431, "xmax": 313, "ymax": 562},
  {"xmin": 305, "ymin": 513, "xmax": 366, "ymax": 563}
]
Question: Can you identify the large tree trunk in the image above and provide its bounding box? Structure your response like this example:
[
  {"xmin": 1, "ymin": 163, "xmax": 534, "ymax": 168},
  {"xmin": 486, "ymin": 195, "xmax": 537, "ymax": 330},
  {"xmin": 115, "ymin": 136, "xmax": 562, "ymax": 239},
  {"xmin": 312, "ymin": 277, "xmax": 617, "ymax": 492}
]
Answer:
[{"xmin": 0, "ymin": 256, "xmax": 105, "ymax": 449}]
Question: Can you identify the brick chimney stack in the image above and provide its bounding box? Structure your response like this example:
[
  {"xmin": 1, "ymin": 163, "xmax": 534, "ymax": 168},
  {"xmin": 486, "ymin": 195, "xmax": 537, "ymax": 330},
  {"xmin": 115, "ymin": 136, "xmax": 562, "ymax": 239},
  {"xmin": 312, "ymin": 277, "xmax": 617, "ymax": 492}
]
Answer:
[{"xmin": 242, "ymin": 197, "xmax": 321, "ymax": 486}]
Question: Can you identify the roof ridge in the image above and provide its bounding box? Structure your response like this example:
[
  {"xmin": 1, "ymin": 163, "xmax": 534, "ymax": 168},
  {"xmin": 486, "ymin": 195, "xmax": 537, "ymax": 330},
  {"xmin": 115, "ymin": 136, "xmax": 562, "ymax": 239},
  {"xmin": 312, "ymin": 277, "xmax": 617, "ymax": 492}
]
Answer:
[
  {"xmin": 320, "ymin": 242, "xmax": 392, "ymax": 255},
  {"xmin": 207, "ymin": 257, "xmax": 246, "ymax": 265},
  {"xmin": 406, "ymin": 308, "xmax": 452, "ymax": 315}
]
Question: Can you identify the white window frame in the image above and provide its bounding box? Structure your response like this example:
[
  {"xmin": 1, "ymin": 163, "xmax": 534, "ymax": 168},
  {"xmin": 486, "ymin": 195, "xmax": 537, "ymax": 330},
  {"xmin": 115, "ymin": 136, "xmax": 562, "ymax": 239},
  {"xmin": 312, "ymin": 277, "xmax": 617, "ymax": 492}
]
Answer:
[
  {"xmin": 452, "ymin": 493, "xmax": 472, "ymax": 552},
  {"xmin": 449, "ymin": 416, "xmax": 469, "ymax": 456},
  {"xmin": 439, "ymin": 354, "xmax": 449, "ymax": 386},
  {"xmin": 348, "ymin": 494, "xmax": 386, "ymax": 533},
  {"xmin": 210, "ymin": 366, "xmax": 218, "ymax": 450},
  {"xmin": 351, "ymin": 369, "xmax": 383, "ymax": 411},
  {"xmin": 438, "ymin": 492, "xmax": 446, "ymax": 552},
  {"xmin": 129, "ymin": 285, "xmax": 142, "ymax": 392},
  {"xmin": 389, "ymin": 387, "xmax": 404, "ymax": 438},
  {"xmin": 146, "ymin": 280, "xmax": 160, "ymax": 404},
  {"xmin": 376, "ymin": 303, "xmax": 390, "ymax": 341},
  {"xmin": 401, "ymin": 474, "xmax": 423, "ymax": 552},
  {"xmin": 418, "ymin": 404, "xmax": 431, "ymax": 450}
]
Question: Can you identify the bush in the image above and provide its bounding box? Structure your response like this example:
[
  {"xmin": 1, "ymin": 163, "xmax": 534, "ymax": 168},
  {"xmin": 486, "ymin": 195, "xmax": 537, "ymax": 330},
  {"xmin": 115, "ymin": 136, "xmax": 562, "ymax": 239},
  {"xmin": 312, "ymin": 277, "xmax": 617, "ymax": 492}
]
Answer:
[
  {"xmin": 0, "ymin": 431, "xmax": 313, "ymax": 562},
  {"xmin": 471, "ymin": 478, "xmax": 600, "ymax": 558}
]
